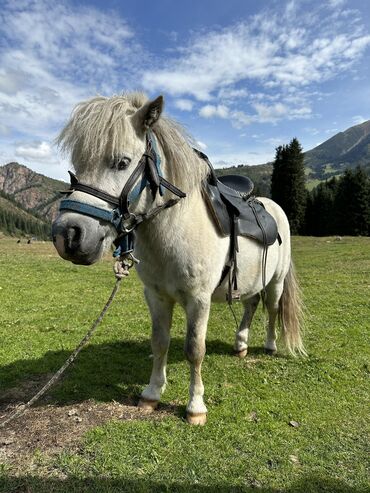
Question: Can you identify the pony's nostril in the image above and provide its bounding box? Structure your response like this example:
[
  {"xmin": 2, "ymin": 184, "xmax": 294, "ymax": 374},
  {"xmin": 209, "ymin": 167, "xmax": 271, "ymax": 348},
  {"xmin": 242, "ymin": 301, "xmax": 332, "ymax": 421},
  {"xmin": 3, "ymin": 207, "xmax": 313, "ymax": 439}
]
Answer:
[{"xmin": 66, "ymin": 226, "xmax": 82, "ymax": 252}]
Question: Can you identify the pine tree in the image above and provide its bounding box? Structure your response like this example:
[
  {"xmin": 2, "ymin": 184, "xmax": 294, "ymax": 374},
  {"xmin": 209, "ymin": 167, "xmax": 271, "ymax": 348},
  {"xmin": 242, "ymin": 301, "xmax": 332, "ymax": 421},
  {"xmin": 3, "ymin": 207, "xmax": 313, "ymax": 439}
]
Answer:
[
  {"xmin": 334, "ymin": 167, "xmax": 370, "ymax": 236},
  {"xmin": 271, "ymin": 138, "xmax": 306, "ymax": 234},
  {"xmin": 306, "ymin": 177, "xmax": 338, "ymax": 235}
]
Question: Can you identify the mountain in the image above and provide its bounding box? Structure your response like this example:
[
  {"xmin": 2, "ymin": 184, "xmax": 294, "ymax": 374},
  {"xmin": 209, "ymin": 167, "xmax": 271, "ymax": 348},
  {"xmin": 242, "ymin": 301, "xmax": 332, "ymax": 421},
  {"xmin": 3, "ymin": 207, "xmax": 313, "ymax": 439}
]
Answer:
[
  {"xmin": 304, "ymin": 119, "xmax": 370, "ymax": 180},
  {"xmin": 0, "ymin": 193, "xmax": 51, "ymax": 239},
  {"xmin": 0, "ymin": 162, "xmax": 66, "ymax": 237},
  {"xmin": 0, "ymin": 162, "xmax": 65, "ymax": 222},
  {"xmin": 216, "ymin": 119, "xmax": 370, "ymax": 192}
]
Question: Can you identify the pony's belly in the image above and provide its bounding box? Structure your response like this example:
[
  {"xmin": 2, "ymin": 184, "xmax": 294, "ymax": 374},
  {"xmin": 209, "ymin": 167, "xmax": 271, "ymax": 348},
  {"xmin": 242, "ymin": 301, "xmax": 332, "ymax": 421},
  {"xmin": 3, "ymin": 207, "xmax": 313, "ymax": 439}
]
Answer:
[{"xmin": 135, "ymin": 258, "xmax": 222, "ymax": 302}]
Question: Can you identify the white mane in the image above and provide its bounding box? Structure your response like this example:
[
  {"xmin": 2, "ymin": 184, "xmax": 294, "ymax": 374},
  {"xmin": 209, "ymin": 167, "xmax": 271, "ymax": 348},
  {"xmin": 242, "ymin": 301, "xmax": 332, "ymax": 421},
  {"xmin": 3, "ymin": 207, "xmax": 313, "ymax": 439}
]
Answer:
[{"xmin": 57, "ymin": 92, "xmax": 209, "ymax": 192}]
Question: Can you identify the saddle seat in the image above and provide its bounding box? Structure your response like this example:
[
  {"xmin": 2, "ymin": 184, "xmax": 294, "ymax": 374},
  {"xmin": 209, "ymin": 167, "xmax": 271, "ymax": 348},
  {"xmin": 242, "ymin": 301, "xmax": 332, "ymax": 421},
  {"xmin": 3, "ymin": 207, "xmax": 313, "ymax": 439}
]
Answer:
[{"xmin": 218, "ymin": 174, "xmax": 254, "ymax": 198}]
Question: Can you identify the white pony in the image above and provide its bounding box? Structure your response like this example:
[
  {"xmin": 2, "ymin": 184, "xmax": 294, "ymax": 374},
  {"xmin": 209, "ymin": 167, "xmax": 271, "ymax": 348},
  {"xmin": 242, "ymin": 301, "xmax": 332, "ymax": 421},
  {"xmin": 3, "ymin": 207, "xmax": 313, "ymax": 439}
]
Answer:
[{"xmin": 52, "ymin": 93, "xmax": 305, "ymax": 425}]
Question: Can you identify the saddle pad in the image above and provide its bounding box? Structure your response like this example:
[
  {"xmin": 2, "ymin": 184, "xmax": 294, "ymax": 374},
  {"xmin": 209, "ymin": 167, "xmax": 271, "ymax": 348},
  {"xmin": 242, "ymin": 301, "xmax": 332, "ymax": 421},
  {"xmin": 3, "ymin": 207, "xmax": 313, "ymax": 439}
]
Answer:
[{"xmin": 203, "ymin": 180, "xmax": 279, "ymax": 246}]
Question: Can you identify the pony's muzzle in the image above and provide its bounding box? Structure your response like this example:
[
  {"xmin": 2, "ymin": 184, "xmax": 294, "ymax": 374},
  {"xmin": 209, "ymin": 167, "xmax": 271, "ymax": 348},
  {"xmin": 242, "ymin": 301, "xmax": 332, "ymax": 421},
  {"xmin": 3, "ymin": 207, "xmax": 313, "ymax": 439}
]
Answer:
[{"xmin": 52, "ymin": 214, "xmax": 108, "ymax": 265}]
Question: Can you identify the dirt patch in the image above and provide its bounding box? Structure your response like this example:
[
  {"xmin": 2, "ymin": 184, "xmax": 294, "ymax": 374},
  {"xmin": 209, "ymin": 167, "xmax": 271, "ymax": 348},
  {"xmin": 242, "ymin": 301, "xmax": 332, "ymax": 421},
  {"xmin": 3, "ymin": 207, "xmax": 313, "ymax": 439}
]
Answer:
[{"xmin": 0, "ymin": 381, "xmax": 175, "ymax": 474}]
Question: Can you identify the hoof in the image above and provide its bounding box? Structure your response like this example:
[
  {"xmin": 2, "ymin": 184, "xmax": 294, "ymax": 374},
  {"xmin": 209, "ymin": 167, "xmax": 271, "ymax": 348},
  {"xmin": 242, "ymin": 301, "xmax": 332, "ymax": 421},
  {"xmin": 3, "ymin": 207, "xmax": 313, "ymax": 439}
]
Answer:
[
  {"xmin": 186, "ymin": 412, "xmax": 207, "ymax": 426},
  {"xmin": 264, "ymin": 348, "xmax": 277, "ymax": 356},
  {"xmin": 137, "ymin": 398, "xmax": 159, "ymax": 411},
  {"xmin": 234, "ymin": 348, "xmax": 248, "ymax": 358}
]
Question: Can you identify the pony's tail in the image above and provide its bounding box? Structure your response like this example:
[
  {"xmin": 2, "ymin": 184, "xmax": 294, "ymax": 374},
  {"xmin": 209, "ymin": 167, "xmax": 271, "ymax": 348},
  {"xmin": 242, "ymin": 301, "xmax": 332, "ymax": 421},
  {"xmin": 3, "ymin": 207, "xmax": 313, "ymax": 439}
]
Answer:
[{"xmin": 278, "ymin": 261, "xmax": 307, "ymax": 356}]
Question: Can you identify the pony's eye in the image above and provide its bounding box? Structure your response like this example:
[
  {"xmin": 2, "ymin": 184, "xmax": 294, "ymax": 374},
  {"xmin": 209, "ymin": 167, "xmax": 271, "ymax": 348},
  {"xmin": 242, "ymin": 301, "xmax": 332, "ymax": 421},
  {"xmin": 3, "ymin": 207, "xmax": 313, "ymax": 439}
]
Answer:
[{"xmin": 111, "ymin": 156, "xmax": 131, "ymax": 170}]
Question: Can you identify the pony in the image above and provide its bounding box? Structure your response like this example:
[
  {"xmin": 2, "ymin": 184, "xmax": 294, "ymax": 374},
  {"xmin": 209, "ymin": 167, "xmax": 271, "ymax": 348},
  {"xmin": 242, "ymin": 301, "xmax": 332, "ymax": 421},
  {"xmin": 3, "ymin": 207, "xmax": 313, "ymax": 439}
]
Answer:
[{"xmin": 52, "ymin": 93, "xmax": 305, "ymax": 425}]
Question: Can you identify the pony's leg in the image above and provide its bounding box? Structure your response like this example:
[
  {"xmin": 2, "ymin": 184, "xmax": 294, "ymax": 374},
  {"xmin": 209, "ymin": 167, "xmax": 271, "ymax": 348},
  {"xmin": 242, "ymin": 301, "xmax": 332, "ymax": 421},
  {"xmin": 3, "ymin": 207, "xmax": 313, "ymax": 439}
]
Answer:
[
  {"xmin": 184, "ymin": 297, "xmax": 211, "ymax": 425},
  {"xmin": 234, "ymin": 294, "xmax": 260, "ymax": 358},
  {"xmin": 138, "ymin": 288, "xmax": 174, "ymax": 410},
  {"xmin": 264, "ymin": 280, "xmax": 284, "ymax": 355}
]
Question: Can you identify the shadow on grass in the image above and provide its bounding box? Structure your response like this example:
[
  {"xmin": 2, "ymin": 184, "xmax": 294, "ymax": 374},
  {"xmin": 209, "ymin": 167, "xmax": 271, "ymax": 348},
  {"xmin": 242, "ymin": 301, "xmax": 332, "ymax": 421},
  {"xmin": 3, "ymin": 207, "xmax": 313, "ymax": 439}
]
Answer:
[
  {"xmin": 0, "ymin": 475, "xmax": 367, "ymax": 493},
  {"xmin": 0, "ymin": 337, "xmax": 256, "ymax": 408}
]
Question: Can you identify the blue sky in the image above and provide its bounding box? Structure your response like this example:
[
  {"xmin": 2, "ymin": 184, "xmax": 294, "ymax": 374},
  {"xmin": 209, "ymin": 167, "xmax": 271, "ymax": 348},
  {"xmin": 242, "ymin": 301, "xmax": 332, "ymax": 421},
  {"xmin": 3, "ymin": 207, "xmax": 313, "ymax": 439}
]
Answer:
[{"xmin": 1, "ymin": 0, "xmax": 370, "ymax": 180}]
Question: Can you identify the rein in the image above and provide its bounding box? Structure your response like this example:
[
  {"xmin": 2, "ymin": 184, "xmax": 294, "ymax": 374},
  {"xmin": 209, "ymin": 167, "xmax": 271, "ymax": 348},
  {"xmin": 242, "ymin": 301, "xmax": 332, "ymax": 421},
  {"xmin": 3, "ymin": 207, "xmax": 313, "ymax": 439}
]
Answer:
[{"xmin": 0, "ymin": 276, "xmax": 125, "ymax": 429}]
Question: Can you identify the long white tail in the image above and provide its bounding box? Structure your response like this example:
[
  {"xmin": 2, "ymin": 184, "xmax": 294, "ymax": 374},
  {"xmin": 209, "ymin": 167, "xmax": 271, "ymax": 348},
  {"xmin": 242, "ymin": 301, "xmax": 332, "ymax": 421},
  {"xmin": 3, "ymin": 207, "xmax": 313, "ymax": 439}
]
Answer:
[{"xmin": 279, "ymin": 261, "xmax": 307, "ymax": 356}]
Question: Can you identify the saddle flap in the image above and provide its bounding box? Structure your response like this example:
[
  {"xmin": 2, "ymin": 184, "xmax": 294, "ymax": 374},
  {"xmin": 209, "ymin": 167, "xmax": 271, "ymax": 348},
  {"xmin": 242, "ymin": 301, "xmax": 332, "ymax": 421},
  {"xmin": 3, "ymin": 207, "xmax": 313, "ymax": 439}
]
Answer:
[
  {"xmin": 202, "ymin": 181, "xmax": 231, "ymax": 237},
  {"xmin": 237, "ymin": 198, "xmax": 278, "ymax": 246}
]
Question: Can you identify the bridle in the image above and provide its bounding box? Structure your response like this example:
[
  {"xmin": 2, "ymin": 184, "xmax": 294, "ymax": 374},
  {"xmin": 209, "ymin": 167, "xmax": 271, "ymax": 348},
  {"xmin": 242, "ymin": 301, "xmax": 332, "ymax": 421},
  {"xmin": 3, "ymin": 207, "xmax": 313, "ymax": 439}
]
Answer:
[{"xmin": 59, "ymin": 131, "xmax": 186, "ymax": 240}]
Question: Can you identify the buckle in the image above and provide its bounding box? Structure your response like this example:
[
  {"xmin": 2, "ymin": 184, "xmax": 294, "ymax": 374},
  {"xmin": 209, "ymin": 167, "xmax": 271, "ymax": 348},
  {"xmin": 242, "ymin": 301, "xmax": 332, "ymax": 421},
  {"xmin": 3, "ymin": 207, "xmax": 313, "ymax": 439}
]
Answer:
[{"xmin": 120, "ymin": 213, "xmax": 138, "ymax": 233}]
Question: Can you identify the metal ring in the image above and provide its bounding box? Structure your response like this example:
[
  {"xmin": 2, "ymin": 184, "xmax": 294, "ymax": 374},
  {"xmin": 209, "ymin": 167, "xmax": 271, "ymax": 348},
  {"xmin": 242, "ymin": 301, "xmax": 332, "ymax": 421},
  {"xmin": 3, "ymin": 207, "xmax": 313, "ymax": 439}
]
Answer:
[{"xmin": 120, "ymin": 213, "xmax": 137, "ymax": 233}]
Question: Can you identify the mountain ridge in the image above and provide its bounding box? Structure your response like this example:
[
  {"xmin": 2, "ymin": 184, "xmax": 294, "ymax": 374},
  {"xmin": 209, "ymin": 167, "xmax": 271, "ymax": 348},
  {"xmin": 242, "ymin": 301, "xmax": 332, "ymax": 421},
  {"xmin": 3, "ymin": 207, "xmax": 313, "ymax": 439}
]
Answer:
[
  {"xmin": 304, "ymin": 119, "xmax": 370, "ymax": 179},
  {"xmin": 0, "ymin": 162, "xmax": 65, "ymax": 222}
]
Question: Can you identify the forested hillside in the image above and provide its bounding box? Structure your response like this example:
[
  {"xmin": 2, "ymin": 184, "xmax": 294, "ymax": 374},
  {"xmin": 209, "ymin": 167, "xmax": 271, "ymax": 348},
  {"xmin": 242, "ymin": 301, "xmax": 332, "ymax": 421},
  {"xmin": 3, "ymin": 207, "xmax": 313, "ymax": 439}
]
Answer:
[{"xmin": 0, "ymin": 191, "xmax": 51, "ymax": 239}]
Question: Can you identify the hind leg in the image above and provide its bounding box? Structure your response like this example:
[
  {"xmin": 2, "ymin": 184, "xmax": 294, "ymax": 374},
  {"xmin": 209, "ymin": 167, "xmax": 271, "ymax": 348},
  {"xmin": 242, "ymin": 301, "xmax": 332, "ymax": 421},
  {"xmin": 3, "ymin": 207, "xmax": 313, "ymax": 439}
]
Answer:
[
  {"xmin": 264, "ymin": 280, "xmax": 284, "ymax": 355},
  {"xmin": 234, "ymin": 293, "xmax": 260, "ymax": 358}
]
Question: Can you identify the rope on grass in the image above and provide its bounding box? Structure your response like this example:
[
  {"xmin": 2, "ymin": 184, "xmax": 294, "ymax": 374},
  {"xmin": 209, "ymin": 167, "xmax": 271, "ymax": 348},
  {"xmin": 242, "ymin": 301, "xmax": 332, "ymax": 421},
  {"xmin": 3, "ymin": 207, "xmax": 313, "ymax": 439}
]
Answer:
[{"xmin": 0, "ymin": 278, "xmax": 122, "ymax": 429}]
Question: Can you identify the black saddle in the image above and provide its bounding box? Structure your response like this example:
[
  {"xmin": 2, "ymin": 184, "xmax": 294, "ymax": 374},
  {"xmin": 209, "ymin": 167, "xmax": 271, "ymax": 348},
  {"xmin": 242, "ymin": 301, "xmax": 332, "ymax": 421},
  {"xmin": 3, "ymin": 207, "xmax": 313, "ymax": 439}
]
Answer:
[
  {"xmin": 194, "ymin": 148, "xmax": 281, "ymax": 302},
  {"xmin": 201, "ymin": 165, "xmax": 279, "ymax": 246}
]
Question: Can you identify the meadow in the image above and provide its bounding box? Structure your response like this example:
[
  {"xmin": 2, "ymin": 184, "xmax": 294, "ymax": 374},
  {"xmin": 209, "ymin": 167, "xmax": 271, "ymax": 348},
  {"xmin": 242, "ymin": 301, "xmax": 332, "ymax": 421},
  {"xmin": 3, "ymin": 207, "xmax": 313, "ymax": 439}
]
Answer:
[{"xmin": 0, "ymin": 236, "xmax": 369, "ymax": 492}]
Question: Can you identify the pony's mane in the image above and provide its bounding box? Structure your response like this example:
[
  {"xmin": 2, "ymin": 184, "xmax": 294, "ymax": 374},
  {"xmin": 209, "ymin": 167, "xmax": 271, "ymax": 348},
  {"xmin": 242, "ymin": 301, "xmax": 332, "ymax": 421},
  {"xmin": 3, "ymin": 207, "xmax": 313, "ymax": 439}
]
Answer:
[{"xmin": 57, "ymin": 92, "xmax": 209, "ymax": 192}]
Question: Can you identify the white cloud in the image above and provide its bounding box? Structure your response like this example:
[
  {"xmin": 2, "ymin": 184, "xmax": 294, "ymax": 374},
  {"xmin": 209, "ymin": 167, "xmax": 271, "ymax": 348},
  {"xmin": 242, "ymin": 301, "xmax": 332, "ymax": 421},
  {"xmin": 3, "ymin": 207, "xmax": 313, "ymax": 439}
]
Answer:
[
  {"xmin": 252, "ymin": 103, "xmax": 287, "ymax": 123},
  {"xmin": 212, "ymin": 149, "xmax": 274, "ymax": 167},
  {"xmin": 352, "ymin": 115, "xmax": 367, "ymax": 125},
  {"xmin": 304, "ymin": 127, "xmax": 320, "ymax": 136},
  {"xmin": 15, "ymin": 141, "xmax": 55, "ymax": 162},
  {"xmin": 0, "ymin": 123, "xmax": 10, "ymax": 136},
  {"xmin": 142, "ymin": 1, "xmax": 370, "ymax": 128},
  {"xmin": 263, "ymin": 137, "xmax": 288, "ymax": 147},
  {"xmin": 198, "ymin": 100, "xmax": 309, "ymax": 126},
  {"xmin": 232, "ymin": 111, "xmax": 252, "ymax": 128},
  {"xmin": 199, "ymin": 104, "xmax": 229, "ymax": 119},
  {"xmin": 329, "ymin": 0, "xmax": 346, "ymax": 7},
  {"xmin": 218, "ymin": 88, "xmax": 248, "ymax": 100},
  {"xmin": 174, "ymin": 98, "xmax": 194, "ymax": 111},
  {"xmin": 196, "ymin": 140, "xmax": 207, "ymax": 150},
  {"xmin": 0, "ymin": 0, "xmax": 145, "ymax": 175}
]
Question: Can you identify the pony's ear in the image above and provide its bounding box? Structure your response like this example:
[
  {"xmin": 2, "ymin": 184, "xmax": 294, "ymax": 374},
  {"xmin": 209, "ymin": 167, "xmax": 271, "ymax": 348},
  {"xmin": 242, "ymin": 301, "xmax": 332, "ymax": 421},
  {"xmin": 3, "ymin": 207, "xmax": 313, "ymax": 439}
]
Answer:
[{"xmin": 135, "ymin": 95, "xmax": 164, "ymax": 130}]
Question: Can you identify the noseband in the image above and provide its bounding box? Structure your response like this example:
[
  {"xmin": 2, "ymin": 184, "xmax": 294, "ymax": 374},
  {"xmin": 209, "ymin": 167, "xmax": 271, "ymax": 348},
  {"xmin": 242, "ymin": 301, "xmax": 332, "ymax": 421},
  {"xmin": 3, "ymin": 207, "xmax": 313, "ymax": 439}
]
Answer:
[{"xmin": 59, "ymin": 132, "xmax": 186, "ymax": 242}]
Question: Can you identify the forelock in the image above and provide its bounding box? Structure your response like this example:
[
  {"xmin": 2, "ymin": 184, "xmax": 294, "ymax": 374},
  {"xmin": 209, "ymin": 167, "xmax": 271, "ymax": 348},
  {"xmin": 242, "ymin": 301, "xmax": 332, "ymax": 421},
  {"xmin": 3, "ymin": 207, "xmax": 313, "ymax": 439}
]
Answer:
[{"xmin": 56, "ymin": 92, "xmax": 149, "ymax": 169}]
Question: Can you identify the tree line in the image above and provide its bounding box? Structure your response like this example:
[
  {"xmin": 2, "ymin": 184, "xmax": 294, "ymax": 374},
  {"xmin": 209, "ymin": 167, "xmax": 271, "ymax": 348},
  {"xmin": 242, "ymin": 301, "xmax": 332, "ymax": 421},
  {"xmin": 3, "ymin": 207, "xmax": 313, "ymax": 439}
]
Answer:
[
  {"xmin": 270, "ymin": 138, "xmax": 370, "ymax": 236},
  {"xmin": 0, "ymin": 191, "xmax": 51, "ymax": 240}
]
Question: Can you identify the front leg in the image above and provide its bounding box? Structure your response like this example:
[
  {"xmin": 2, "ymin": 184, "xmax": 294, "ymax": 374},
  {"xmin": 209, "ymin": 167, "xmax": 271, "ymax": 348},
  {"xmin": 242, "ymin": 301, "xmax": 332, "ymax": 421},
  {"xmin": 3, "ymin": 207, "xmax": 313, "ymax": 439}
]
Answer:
[
  {"xmin": 138, "ymin": 288, "xmax": 174, "ymax": 410},
  {"xmin": 184, "ymin": 297, "xmax": 211, "ymax": 425}
]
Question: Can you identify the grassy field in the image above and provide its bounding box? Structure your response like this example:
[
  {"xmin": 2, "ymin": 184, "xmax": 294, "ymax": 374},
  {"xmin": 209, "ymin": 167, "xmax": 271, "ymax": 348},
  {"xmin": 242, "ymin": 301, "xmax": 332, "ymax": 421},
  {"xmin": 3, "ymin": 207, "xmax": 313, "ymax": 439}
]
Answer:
[{"xmin": 0, "ymin": 236, "xmax": 369, "ymax": 492}]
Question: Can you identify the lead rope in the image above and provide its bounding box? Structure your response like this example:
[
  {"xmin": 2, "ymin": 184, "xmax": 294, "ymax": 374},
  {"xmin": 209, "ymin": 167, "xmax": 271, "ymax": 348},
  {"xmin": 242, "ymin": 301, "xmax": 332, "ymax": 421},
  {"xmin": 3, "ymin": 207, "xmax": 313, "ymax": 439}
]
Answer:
[{"xmin": 0, "ymin": 254, "xmax": 136, "ymax": 430}]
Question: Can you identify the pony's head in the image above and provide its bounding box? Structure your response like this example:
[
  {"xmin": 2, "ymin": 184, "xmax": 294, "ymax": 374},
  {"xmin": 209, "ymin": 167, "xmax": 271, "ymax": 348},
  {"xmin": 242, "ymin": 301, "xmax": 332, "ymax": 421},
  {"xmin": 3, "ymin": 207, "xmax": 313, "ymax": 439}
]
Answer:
[{"xmin": 52, "ymin": 93, "xmax": 165, "ymax": 265}]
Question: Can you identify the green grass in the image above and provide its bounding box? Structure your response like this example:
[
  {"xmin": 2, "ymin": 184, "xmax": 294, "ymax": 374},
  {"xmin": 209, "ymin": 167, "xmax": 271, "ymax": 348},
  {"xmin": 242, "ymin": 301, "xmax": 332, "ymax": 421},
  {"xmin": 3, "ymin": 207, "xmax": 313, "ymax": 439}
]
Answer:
[{"xmin": 0, "ymin": 237, "xmax": 369, "ymax": 492}]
